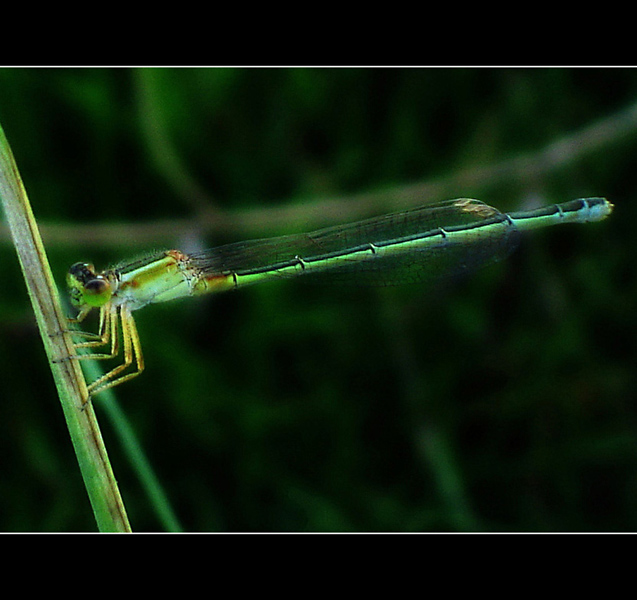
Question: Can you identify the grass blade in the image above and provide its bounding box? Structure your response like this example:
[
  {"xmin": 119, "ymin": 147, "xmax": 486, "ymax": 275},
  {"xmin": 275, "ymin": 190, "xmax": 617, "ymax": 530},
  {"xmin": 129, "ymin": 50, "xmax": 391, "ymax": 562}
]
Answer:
[{"xmin": 0, "ymin": 120, "xmax": 131, "ymax": 532}]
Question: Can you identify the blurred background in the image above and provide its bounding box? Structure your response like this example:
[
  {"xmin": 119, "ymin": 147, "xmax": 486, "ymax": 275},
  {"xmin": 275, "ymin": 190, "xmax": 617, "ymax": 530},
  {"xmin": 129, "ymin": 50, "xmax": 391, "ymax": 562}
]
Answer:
[{"xmin": 0, "ymin": 68, "xmax": 634, "ymax": 532}]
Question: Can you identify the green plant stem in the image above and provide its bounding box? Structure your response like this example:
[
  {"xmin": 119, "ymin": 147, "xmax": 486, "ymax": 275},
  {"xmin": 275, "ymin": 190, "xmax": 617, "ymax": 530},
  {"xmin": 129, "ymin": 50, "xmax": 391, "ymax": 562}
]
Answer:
[
  {"xmin": 94, "ymin": 385, "xmax": 183, "ymax": 532},
  {"xmin": 0, "ymin": 120, "xmax": 131, "ymax": 532}
]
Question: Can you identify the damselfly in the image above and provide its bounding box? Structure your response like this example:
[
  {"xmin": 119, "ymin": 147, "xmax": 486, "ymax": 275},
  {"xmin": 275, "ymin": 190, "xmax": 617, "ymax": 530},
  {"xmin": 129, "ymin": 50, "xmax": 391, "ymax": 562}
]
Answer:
[{"xmin": 66, "ymin": 197, "xmax": 613, "ymax": 397}]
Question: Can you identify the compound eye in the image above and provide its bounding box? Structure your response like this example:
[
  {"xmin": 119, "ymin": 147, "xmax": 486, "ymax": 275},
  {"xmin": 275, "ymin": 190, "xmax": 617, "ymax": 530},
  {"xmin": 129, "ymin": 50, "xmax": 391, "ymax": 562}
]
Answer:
[
  {"xmin": 84, "ymin": 277, "xmax": 110, "ymax": 295},
  {"xmin": 80, "ymin": 276, "xmax": 113, "ymax": 308},
  {"xmin": 68, "ymin": 262, "xmax": 98, "ymax": 284}
]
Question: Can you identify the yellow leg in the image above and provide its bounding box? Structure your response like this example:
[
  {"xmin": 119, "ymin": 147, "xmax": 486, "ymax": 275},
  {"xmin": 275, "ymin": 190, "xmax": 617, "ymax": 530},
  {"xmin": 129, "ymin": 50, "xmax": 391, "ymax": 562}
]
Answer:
[
  {"xmin": 86, "ymin": 306, "xmax": 145, "ymax": 396},
  {"xmin": 70, "ymin": 305, "xmax": 118, "ymax": 358}
]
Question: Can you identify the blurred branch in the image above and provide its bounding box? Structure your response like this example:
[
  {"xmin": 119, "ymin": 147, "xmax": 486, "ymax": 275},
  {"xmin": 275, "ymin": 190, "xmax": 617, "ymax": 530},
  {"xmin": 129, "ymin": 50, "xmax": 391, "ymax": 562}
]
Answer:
[{"xmin": 3, "ymin": 97, "xmax": 637, "ymax": 251}]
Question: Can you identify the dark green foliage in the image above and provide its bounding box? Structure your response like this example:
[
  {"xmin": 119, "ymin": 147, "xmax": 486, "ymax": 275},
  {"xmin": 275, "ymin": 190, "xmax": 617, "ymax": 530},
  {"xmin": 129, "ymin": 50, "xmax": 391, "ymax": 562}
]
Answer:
[{"xmin": 0, "ymin": 68, "xmax": 633, "ymax": 531}]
